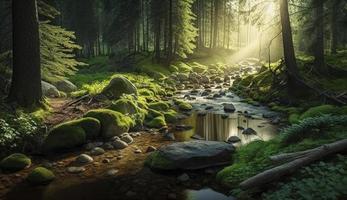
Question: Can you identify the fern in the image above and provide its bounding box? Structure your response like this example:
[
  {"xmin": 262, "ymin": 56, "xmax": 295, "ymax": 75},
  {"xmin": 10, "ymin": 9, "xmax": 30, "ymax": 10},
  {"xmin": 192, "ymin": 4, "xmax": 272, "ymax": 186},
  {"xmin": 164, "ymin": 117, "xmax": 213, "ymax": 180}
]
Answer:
[{"xmin": 280, "ymin": 115, "xmax": 347, "ymax": 145}]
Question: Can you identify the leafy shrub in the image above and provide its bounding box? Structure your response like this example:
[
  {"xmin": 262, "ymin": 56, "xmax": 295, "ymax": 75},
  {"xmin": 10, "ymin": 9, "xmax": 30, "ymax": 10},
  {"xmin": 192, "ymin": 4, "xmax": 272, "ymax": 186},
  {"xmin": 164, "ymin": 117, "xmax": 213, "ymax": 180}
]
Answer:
[
  {"xmin": 262, "ymin": 155, "xmax": 347, "ymax": 200},
  {"xmin": 0, "ymin": 113, "xmax": 43, "ymax": 157},
  {"xmin": 216, "ymin": 140, "xmax": 280, "ymax": 186}
]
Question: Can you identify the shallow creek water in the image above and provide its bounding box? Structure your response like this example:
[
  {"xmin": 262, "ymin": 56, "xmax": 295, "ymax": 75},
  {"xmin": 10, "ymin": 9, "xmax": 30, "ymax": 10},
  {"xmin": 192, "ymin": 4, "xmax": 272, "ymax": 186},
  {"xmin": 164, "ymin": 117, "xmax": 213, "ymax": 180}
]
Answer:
[
  {"xmin": 174, "ymin": 87, "xmax": 280, "ymax": 145},
  {"xmin": 3, "ymin": 82, "xmax": 280, "ymax": 200}
]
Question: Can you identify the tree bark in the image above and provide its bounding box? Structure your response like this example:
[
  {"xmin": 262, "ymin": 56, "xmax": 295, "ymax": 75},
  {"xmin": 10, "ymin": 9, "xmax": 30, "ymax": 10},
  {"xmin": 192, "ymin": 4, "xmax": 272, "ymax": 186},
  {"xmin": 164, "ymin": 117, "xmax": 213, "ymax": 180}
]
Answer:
[
  {"xmin": 8, "ymin": 0, "xmax": 42, "ymax": 108},
  {"xmin": 167, "ymin": 0, "xmax": 173, "ymax": 64},
  {"xmin": 330, "ymin": 0, "xmax": 341, "ymax": 54},
  {"xmin": 212, "ymin": 0, "xmax": 219, "ymax": 48},
  {"xmin": 240, "ymin": 139, "xmax": 347, "ymax": 190},
  {"xmin": 279, "ymin": 0, "xmax": 300, "ymax": 78},
  {"xmin": 313, "ymin": 0, "xmax": 326, "ymax": 72}
]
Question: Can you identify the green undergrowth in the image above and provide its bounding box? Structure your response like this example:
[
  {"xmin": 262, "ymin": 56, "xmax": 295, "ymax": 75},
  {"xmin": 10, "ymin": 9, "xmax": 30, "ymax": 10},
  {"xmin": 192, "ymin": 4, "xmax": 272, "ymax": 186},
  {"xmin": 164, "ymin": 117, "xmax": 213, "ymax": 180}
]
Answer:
[
  {"xmin": 0, "ymin": 106, "xmax": 47, "ymax": 158},
  {"xmin": 217, "ymin": 114, "xmax": 347, "ymax": 199},
  {"xmin": 232, "ymin": 52, "xmax": 347, "ymax": 118}
]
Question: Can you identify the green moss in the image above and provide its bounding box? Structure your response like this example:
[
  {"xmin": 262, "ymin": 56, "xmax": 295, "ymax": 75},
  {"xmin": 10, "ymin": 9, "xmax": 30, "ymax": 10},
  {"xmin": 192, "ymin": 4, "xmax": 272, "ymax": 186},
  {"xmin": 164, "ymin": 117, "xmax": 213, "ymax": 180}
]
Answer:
[
  {"xmin": 288, "ymin": 113, "xmax": 300, "ymax": 124},
  {"xmin": 146, "ymin": 116, "xmax": 167, "ymax": 128},
  {"xmin": 217, "ymin": 140, "xmax": 280, "ymax": 187},
  {"xmin": 148, "ymin": 101, "xmax": 170, "ymax": 111},
  {"xmin": 138, "ymin": 88, "xmax": 155, "ymax": 97},
  {"xmin": 76, "ymin": 117, "xmax": 101, "ymax": 139},
  {"xmin": 178, "ymin": 102, "xmax": 193, "ymax": 111},
  {"xmin": 43, "ymin": 123, "xmax": 86, "ymax": 152},
  {"xmin": 145, "ymin": 151, "xmax": 175, "ymax": 170},
  {"xmin": 85, "ymin": 109, "xmax": 134, "ymax": 138},
  {"xmin": 190, "ymin": 62, "xmax": 207, "ymax": 73},
  {"xmin": 164, "ymin": 109, "xmax": 178, "ymax": 123},
  {"xmin": 27, "ymin": 167, "xmax": 55, "ymax": 185},
  {"xmin": 0, "ymin": 153, "xmax": 31, "ymax": 172},
  {"xmin": 146, "ymin": 108, "xmax": 163, "ymax": 120},
  {"xmin": 101, "ymin": 75, "xmax": 138, "ymax": 99},
  {"xmin": 300, "ymin": 105, "xmax": 346, "ymax": 120},
  {"xmin": 109, "ymin": 98, "xmax": 138, "ymax": 115},
  {"xmin": 173, "ymin": 98, "xmax": 185, "ymax": 105}
]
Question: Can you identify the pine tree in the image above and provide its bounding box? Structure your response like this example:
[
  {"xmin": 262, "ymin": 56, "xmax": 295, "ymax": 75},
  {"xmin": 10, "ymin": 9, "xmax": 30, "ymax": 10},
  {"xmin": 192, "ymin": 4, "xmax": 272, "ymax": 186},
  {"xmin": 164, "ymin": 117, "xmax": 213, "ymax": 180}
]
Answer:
[{"xmin": 8, "ymin": 0, "xmax": 42, "ymax": 107}]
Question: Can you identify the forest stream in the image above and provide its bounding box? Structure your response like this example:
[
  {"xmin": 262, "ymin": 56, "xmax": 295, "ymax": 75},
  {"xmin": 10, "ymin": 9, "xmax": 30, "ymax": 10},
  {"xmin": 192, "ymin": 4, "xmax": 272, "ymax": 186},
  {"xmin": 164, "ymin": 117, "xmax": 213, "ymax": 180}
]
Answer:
[{"xmin": 1, "ymin": 70, "xmax": 281, "ymax": 200}]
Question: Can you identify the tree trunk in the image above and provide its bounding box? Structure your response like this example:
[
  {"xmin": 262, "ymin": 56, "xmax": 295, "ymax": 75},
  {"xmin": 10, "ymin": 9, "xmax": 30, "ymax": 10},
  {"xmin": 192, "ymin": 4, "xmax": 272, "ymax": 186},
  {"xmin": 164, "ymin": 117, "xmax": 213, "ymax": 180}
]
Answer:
[
  {"xmin": 240, "ymin": 139, "xmax": 347, "ymax": 190},
  {"xmin": 167, "ymin": 0, "xmax": 173, "ymax": 64},
  {"xmin": 279, "ymin": 0, "xmax": 300, "ymax": 78},
  {"xmin": 155, "ymin": 18, "xmax": 161, "ymax": 62},
  {"xmin": 313, "ymin": 0, "xmax": 326, "ymax": 73},
  {"xmin": 330, "ymin": 0, "xmax": 341, "ymax": 54},
  {"xmin": 8, "ymin": 0, "xmax": 42, "ymax": 108},
  {"xmin": 212, "ymin": 0, "xmax": 219, "ymax": 48},
  {"xmin": 209, "ymin": 0, "xmax": 213, "ymax": 48}
]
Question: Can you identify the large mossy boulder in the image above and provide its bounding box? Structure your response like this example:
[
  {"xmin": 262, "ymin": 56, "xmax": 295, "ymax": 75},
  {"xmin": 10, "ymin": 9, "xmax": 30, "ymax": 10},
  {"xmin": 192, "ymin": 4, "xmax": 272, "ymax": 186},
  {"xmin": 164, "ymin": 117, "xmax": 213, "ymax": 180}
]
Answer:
[
  {"xmin": 109, "ymin": 98, "xmax": 138, "ymax": 115},
  {"xmin": 148, "ymin": 101, "xmax": 170, "ymax": 111},
  {"xmin": 164, "ymin": 109, "xmax": 178, "ymax": 123},
  {"xmin": 146, "ymin": 140, "xmax": 235, "ymax": 170},
  {"xmin": 42, "ymin": 81, "xmax": 60, "ymax": 97},
  {"xmin": 27, "ymin": 167, "xmax": 55, "ymax": 185},
  {"xmin": 75, "ymin": 117, "xmax": 101, "ymax": 139},
  {"xmin": 0, "ymin": 153, "xmax": 31, "ymax": 172},
  {"xmin": 178, "ymin": 102, "xmax": 193, "ymax": 111},
  {"xmin": 101, "ymin": 76, "xmax": 137, "ymax": 99},
  {"xmin": 44, "ymin": 118, "xmax": 101, "ymax": 152},
  {"xmin": 43, "ymin": 123, "xmax": 86, "ymax": 152},
  {"xmin": 85, "ymin": 109, "xmax": 133, "ymax": 138},
  {"xmin": 55, "ymin": 80, "xmax": 77, "ymax": 93},
  {"xmin": 145, "ymin": 116, "xmax": 167, "ymax": 128},
  {"xmin": 146, "ymin": 108, "xmax": 163, "ymax": 120}
]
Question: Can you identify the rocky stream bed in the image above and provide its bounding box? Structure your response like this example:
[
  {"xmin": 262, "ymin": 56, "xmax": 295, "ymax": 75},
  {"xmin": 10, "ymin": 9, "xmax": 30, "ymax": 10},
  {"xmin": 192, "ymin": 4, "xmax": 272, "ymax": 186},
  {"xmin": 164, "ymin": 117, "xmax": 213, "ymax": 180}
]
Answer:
[{"xmin": 0, "ymin": 60, "xmax": 284, "ymax": 200}]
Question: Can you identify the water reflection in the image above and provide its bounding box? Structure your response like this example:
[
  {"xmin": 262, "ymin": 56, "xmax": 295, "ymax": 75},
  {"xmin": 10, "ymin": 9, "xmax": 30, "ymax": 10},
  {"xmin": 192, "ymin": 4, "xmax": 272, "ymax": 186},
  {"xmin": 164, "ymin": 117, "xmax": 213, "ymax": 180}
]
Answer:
[
  {"xmin": 184, "ymin": 188, "xmax": 235, "ymax": 200},
  {"xmin": 175, "ymin": 112, "xmax": 278, "ymax": 144}
]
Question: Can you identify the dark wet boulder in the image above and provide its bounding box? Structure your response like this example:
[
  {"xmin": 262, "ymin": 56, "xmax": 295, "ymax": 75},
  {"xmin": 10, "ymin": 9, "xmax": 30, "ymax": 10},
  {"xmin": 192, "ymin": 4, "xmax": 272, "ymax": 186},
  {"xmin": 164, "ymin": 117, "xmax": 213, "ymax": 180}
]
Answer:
[
  {"xmin": 146, "ymin": 140, "xmax": 235, "ymax": 170},
  {"xmin": 242, "ymin": 128, "xmax": 257, "ymax": 135},
  {"xmin": 223, "ymin": 103, "xmax": 236, "ymax": 113},
  {"xmin": 227, "ymin": 136, "xmax": 241, "ymax": 143},
  {"xmin": 174, "ymin": 125, "xmax": 193, "ymax": 131}
]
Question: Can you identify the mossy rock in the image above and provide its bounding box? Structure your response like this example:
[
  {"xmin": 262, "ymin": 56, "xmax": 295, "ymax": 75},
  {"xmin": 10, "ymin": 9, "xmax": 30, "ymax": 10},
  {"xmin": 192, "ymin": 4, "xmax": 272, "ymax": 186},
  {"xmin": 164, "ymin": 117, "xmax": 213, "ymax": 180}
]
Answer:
[
  {"xmin": 173, "ymin": 98, "xmax": 185, "ymax": 105},
  {"xmin": 74, "ymin": 117, "xmax": 101, "ymax": 139},
  {"xmin": 101, "ymin": 75, "xmax": 137, "ymax": 99},
  {"xmin": 146, "ymin": 116, "xmax": 167, "ymax": 128},
  {"xmin": 146, "ymin": 108, "xmax": 163, "ymax": 120},
  {"xmin": 109, "ymin": 98, "xmax": 138, "ymax": 115},
  {"xmin": 0, "ymin": 153, "xmax": 31, "ymax": 172},
  {"xmin": 178, "ymin": 102, "xmax": 193, "ymax": 111},
  {"xmin": 300, "ymin": 105, "xmax": 344, "ymax": 120},
  {"xmin": 27, "ymin": 167, "xmax": 55, "ymax": 185},
  {"xmin": 164, "ymin": 109, "xmax": 178, "ymax": 123},
  {"xmin": 145, "ymin": 151, "xmax": 175, "ymax": 170},
  {"xmin": 148, "ymin": 101, "xmax": 170, "ymax": 111},
  {"xmin": 43, "ymin": 123, "xmax": 86, "ymax": 152},
  {"xmin": 85, "ymin": 109, "xmax": 133, "ymax": 138},
  {"xmin": 138, "ymin": 88, "xmax": 155, "ymax": 97}
]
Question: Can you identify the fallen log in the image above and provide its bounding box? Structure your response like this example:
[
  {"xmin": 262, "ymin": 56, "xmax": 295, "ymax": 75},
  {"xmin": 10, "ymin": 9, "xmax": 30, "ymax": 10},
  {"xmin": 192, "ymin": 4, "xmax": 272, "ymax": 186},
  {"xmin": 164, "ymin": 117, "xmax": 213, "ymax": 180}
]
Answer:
[
  {"xmin": 240, "ymin": 139, "xmax": 347, "ymax": 190},
  {"xmin": 270, "ymin": 148, "xmax": 317, "ymax": 164}
]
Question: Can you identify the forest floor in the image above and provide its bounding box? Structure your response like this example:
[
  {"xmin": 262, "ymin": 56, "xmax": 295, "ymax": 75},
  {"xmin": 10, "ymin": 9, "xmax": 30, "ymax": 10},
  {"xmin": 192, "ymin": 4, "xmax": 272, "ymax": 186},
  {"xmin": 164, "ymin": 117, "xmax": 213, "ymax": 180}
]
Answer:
[
  {"xmin": 2, "ymin": 131, "xmax": 227, "ymax": 200},
  {"xmin": 1, "ymin": 52, "xmax": 347, "ymax": 200}
]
